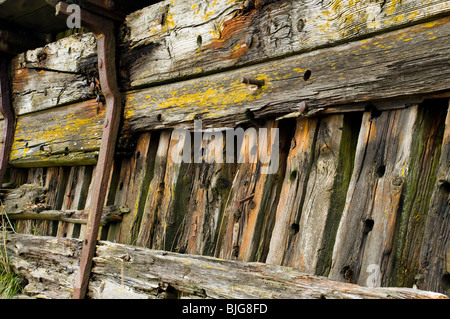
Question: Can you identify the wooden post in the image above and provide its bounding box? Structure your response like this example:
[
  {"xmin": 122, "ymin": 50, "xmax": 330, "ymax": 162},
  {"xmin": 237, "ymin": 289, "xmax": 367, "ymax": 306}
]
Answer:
[
  {"xmin": 52, "ymin": 2, "xmax": 123, "ymax": 299},
  {"xmin": 0, "ymin": 56, "xmax": 15, "ymax": 188}
]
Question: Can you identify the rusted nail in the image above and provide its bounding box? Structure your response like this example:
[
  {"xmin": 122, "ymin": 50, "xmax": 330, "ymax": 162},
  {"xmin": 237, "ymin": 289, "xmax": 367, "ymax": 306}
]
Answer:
[
  {"xmin": 157, "ymin": 12, "xmax": 165, "ymax": 25},
  {"xmin": 235, "ymin": 193, "xmax": 255, "ymax": 206},
  {"xmin": 241, "ymin": 77, "xmax": 265, "ymax": 87},
  {"xmin": 243, "ymin": 0, "xmax": 255, "ymax": 10},
  {"xmin": 245, "ymin": 34, "xmax": 253, "ymax": 48}
]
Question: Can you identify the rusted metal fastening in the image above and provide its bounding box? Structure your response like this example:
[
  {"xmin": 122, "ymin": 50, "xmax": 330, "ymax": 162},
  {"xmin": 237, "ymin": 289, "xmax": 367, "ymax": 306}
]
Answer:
[
  {"xmin": 51, "ymin": 1, "xmax": 124, "ymax": 299},
  {"xmin": 241, "ymin": 76, "xmax": 265, "ymax": 87},
  {"xmin": 0, "ymin": 56, "xmax": 15, "ymax": 189}
]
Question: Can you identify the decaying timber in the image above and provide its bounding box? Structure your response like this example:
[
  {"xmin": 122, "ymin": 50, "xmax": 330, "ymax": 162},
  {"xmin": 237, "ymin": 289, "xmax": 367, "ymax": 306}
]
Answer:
[
  {"xmin": 8, "ymin": 15, "xmax": 450, "ymax": 166},
  {"xmin": 1, "ymin": 0, "xmax": 450, "ymax": 300},
  {"xmin": 4, "ymin": 233, "xmax": 448, "ymax": 299}
]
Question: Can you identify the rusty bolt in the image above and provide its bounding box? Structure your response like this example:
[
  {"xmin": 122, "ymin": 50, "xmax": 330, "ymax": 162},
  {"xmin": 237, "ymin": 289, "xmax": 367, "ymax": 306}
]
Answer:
[
  {"xmin": 298, "ymin": 101, "xmax": 308, "ymax": 114},
  {"xmin": 241, "ymin": 77, "xmax": 265, "ymax": 87},
  {"xmin": 157, "ymin": 12, "xmax": 165, "ymax": 25}
]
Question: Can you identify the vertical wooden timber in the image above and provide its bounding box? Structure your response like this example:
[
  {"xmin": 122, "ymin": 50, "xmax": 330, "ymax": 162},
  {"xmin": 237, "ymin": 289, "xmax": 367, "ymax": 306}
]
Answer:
[
  {"xmin": 173, "ymin": 129, "xmax": 234, "ymax": 257},
  {"xmin": 151, "ymin": 130, "xmax": 195, "ymax": 251},
  {"xmin": 418, "ymin": 100, "xmax": 450, "ymax": 295},
  {"xmin": 328, "ymin": 107, "xmax": 417, "ymax": 284},
  {"xmin": 327, "ymin": 103, "xmax": 447, "ymax": 287},
  {"xmin": 213, "ymin": 120, "xmax": 290, "ymax": 262},
  {"xmin": 136, "ymin": 131, "xmax": 171, "ymax": 248},
  {"xmin": 0, "ymin": 56, "xmax": 15, "ymax": 188},
  {"xmin": 266, "ymin": 117, "xmax": 320, "ymax": 266},
  {"xmin": 115, "ymin": 132, "xmax": 157, "ymax": 245},
  {"xmin": 266, "ymin": 114, "xmax": 359, "ymax": 273},
  {"xmin": 385, "ymin": 100, "xmax": 447, "ymax": 289}
]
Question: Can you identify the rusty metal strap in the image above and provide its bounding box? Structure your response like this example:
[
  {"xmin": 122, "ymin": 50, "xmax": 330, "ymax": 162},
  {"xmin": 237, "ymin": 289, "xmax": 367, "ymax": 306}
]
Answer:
[{"xmin": 53, "ymin": 1, "xmax": 123, "ymax": 299}]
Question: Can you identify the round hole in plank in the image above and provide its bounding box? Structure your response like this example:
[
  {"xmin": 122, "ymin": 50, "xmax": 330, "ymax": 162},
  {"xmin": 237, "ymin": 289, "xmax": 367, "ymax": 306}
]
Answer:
[
  {"xmin": 303, "ymin": 69, "xmax": 312, "ymax": 81},
  {"xmin": 197, "ymin": 35, "xmax": 202, "ymax": 47},
  {"xmin": 376, "ymin": 164, "xmax": 386, "ymax": 178}
]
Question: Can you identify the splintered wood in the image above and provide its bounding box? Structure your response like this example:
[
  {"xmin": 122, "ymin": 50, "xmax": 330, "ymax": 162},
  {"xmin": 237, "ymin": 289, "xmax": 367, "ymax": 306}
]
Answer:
[
  {"xmin": 1, "ymin": 0, "xmax": 450, "ymax": 299},
  {"xmin": 4, "ymin": 234, "xmax": 448, "ymax": 299}
]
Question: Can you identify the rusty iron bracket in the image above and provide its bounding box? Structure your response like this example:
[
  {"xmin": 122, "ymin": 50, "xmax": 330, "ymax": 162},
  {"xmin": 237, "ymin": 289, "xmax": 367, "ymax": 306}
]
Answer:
[
  {"xmin": 0, "ymin": 56, "xmax": 15, "ymax": 188},
  {"xmin": 52, "ymin": 1, "xmax": 124, "ymax": 299}
]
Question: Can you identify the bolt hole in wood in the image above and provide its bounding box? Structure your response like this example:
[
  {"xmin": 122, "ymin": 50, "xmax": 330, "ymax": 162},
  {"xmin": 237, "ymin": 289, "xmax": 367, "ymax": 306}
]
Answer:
[
  {"xmin": 64, "ymin": 147, "xmax": 69, "ymax": 155},
  {"xmin": 342, "ymin": 266, "xmax": 353, "ymax": 282},
  {"xmin": 303, "ymin": 69, "xmax": 312, "ymax": 81},
  {"xmin": 364, "ymin": 219, "xmax": 374, "ymax": 233},
  {"xmin": 376, "ymin": 164, "xmax": 386, "ymax": 178},
  {"xmin": 291, "ymin": 223, "xmax": 300, "ymax": 234},
  {"xmin": 439, "ymin": 180, "xmax": 450, "ymax": 194},
  {"xmin": 442, "ymin": 274, "xmax": 450, "ymax": 289},
  {"xmin": 197, "ymin": 35, "xmax": 202, "ymax": 48},
  {"xmin": 297, "ymin": 19, "xmax": 305, "ymax": 32},
  {"xmin": 289, "ymin": 170, "xmax": 298, "ymax": 182}
]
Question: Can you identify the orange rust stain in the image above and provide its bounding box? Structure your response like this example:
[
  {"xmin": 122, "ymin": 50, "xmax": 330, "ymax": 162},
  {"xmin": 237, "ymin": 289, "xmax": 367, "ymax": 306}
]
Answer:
[{"xmin": 203, "ymin": 13, "xmax": 254, "ymax": 60}]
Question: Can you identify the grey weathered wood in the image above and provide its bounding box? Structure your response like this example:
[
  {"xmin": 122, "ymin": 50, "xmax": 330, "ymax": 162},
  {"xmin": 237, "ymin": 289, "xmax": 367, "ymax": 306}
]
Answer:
[
  {"xmin": 9, "ymin": 99, "xmax": 104, "ymax": 167},
  {"xmin": 4, "ymin": 233, "xmax": 448, "ymax": 299},
  {"xmin": 11, "ymin": 33, "xmax": 97, "ymax": 115},
  {"xmin": 418, "ymin": 101, "xmax": 450, "ymax": 296},
  {"xmin": 122, "ymin": 16, "xmax": 450, "ymax": 133},
  {"xmin": 7, "ymin": 16, "xmax": 450, "ymax": 167},
  {"xmin": 119, "ymin": 0, "xmax": 450, "ymax": 88},
  {"xmin": 328, "ymin": 106, "xmax": 420, "ymax": 285}
]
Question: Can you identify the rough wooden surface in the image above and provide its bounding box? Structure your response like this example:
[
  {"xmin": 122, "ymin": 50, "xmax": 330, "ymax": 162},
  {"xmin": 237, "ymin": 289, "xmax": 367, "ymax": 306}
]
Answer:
[
  {"xmin": 9, "ymin": 99, "xmax": 104, "ymax": 167},
  {"xmin": 4, "ymin": 233, "xmax": 448, "ymax": 299},
  {"xmin": 123, "ymin": 16, "xmax": 450, "ymax": 132},
  {"xmin": 11, "ymin": 33, "xmax": 97, "ymax": 115},
  {"xmin": 418, "ymin": 101, "xmax": 450, "ymax": 296},
  {"xmin": 7, "ymin": 15, "xmax": 450, "ymax": 166},
  {"xmin": 119, "ymin": 0, "xmax": 450, "ymax": 88}
]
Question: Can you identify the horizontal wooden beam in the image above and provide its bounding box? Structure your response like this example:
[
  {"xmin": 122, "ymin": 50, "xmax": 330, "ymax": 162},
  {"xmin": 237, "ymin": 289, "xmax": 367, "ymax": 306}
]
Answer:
[
  {"xmin": 7, "ymin": 16, "xmax": 450, "ymax": 166},
  {"xmin": 119, "ymin": 0, "xmax": 450, "ymax": 89},
  {"xmin": 9, "ymin": 99, "xmax": 104, "ymax": 167},
  {"xmin": 11, "ymin": 33, "xmax": 97, "ymax": 116},
  {"xmin": 123, "ymin": 16, "xmax": 450, "ymax": 131},
  {"xmin": 2, "ymin": 206, "xmax": 129, "ymax": 225},
  {"xmin": 4, "ymin": 233, "xmax": 448, "ymax": 299}
]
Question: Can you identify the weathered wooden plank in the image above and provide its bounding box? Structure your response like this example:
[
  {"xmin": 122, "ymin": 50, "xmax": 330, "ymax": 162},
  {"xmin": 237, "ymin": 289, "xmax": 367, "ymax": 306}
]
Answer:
[
  {"xmin": 115, "ymin": 132, "xmax": 157, "ymax": 245},
  {"xmin": 328, "ymin": 106, "xmax": 428, "ymax": 286},
  {"xmin": 11, "ymin": 33, "xmax": 97, "ymax": 115},
  {"xmin": 172, "ymin": 131, "xmax": 235, "ymax": 257},
  {"xmin": 135, "ymin": 131, "xmax": 171, "ymax": 248},
  {"xmin": 119, "ymin": 0, "xmax": 450, "ymax": 88},
  {"xmin": 418, "ymin": 100, "xmax": 450, "ymax": 295},
  {"xmin": 2, "ymin": 207, "xmax": 129, "ymax": 226},
  {"xmin": 9, "ymin": 99, "xmax": 104, "ymax": 167},
  {"xmin": 7, "ymin": 16, "xmax": 450, "ymax": 167},
  {"xmin": 213, "ymin": 120, "xmax": 288, "ymax": 261},
  {"xmin": 150, "ymin": 130, "xmax": 195, "ymax": 251},
  {"xmin": 4, "ymin": 233, "xmax": 447, "ymax": 299},
  {"xmin": 266, "ymin": 117, "xmax": 320, "ymax": 265},
  {"xmin": 383, "ymin": 100, "xmax": 448, "ymax": 289},
  {"xmin": 266, "ymin": 114, "xmax": 359, "ymax": 274},
  {"xmin": 123, "ymin": 16, "xmax": 450, "ymax": 132}
]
